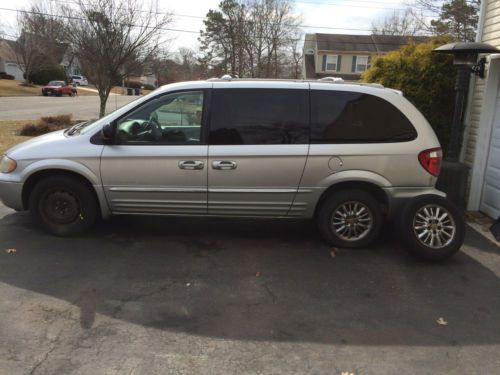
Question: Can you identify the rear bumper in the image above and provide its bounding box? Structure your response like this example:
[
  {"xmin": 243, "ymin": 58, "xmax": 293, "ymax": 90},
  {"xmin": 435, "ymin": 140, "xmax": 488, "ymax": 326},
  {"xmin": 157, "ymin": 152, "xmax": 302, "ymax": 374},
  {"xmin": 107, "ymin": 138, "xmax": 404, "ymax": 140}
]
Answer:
[
  {"xmin": 383, "ymin": 187, "xmax": 446, "ymax": 219},
  {"xmin": 0, "ymin": 180, "xmax": 24, "ymax": 211}
]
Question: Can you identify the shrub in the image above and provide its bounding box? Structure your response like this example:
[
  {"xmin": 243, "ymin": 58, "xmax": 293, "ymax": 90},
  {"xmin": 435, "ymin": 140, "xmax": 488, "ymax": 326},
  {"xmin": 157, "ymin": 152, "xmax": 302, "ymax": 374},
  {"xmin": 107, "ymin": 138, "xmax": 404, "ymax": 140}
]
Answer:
[
  {"xmin": 142, "ymin": 84, "xmax": 156, "ymax": 91},
  {"xmin": 125, "ymin": 80, "xmax": 142, "ymax": 89},
  {"xmin": 18, "ymin": 114, "xmax": 74, "ymax": 136},
  {"xmin": 0, "ymin": 72, "xmax": 15, "ymax": 80},
  {"xmin": 29, "ymin": 65, "xmax": 68, "ymax": 85},
  {"xmin": 362, "ymin": 36, "xmax": 456, "ymax": 150},
  {"xmin": 40, "ymin": 114, "xmax": 73, "ymax": 126}
]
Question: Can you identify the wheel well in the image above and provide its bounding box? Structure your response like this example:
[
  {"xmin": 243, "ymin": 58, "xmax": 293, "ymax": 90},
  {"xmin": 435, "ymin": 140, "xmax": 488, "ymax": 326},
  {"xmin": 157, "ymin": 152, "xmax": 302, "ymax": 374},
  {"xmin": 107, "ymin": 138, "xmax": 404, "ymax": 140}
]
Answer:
[
  {"xmin": 22, "ymin": 169, "xmax": 98, "ymax": 210},
  {"xmin": 313, "ymin": 181, "xmax": 389, "ymax": 218}
]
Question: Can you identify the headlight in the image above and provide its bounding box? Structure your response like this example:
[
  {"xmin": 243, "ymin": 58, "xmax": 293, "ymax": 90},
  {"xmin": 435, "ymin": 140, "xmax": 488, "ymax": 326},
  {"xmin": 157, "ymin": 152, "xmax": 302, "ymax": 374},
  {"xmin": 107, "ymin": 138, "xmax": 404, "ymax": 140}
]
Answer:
[{"xmin": 0, "ymin": 155, "xmax": 17, "ymax": 173}]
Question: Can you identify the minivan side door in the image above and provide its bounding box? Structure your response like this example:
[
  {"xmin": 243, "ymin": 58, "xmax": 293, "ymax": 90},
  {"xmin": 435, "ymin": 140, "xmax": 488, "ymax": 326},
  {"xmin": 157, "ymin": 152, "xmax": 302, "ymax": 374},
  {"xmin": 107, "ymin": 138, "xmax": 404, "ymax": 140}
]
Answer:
[
  {"xmin": 100, "ymin": 88, "xmax": 209, "ymax": 215},
  {"xmin": 207, "ymin": 83, "xmax": 310, "ymax": 217}
]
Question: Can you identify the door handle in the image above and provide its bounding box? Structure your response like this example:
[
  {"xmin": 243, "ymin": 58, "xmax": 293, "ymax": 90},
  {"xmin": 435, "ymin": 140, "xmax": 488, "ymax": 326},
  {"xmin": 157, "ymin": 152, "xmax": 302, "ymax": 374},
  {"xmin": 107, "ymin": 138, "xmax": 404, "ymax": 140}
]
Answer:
[
  {"xmin": 212, "ymin": 160, "xmax": 237, "ymax": 170},
  {"xmin": 178, "ymin": 160, "xmax": 204, "ymax": 170}
]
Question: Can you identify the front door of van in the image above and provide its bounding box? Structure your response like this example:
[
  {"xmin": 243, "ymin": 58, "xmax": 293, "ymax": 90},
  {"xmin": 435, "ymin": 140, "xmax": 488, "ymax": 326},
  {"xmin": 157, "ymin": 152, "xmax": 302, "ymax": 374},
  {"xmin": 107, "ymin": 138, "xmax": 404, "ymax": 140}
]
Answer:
[
  {"xmin": 101, "ymin": 88, "xmax": 209, "ymax": 215},
  {"xmin": 207, "ymin": 84, "xmax": 310, "ymax": 217}
]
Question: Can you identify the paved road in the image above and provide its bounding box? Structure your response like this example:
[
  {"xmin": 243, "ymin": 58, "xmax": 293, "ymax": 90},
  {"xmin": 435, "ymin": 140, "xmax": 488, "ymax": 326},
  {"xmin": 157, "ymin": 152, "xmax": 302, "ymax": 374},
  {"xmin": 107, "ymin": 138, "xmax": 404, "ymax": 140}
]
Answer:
[
  {"xmin": 1, "ymin": 202, "xmax": 499, "ymax": 374},
  {"xmin": 0, "ymin": 96, "xmax": 138, "ymax": 120}
]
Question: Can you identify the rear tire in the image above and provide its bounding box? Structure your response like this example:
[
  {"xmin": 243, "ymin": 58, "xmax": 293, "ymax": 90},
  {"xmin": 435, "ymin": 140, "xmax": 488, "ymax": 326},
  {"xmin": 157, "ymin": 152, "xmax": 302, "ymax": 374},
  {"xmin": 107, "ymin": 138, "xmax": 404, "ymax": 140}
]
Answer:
[
  {"xmin": 28, "ymin": 175, "xmax": 99, "ymax": 236},
  {"xmin": 317, "ymin": 189, "xmax": 384, "ymax": 248},
  {"xmin": 399, "ymin": 195, "xmax": 465, "ymax": 261}
]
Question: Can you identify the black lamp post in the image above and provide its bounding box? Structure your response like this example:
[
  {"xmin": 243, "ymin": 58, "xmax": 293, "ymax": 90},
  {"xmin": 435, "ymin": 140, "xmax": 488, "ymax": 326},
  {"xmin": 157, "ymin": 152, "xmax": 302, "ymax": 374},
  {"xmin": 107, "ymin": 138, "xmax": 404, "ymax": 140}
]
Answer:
[
  {"xmin": 431, "ymin": 42, "xmax": 499, "ymax": 208},
  {"xmin": 432, "ymin": 42, "xmax": 499, "ymax": 161}
]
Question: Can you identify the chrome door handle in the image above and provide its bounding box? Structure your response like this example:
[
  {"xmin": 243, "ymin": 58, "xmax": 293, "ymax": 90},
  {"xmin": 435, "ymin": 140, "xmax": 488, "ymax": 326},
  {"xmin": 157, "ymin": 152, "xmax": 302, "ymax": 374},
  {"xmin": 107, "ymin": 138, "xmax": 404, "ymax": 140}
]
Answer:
[
  {"xmin": 212, "ymin": 160, "xmax": 237, "ymax": 170},
  {"xmin": 178, "ymin": 160, "xmax": 204, "ymax": 170}
]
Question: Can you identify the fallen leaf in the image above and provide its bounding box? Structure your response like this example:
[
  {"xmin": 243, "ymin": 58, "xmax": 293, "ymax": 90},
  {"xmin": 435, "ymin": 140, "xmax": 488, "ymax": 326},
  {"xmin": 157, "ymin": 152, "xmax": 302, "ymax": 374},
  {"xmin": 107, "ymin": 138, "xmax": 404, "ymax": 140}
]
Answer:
[
  {"xmin": 436, "ymin": 317, "xmax": 448, "ymax": 326},
  {"xmin": 330, "ymin": 247, "xmax": 337, "ymax": 258},
  {"xmin": 255, "ymin": 271, "xmax": 261, "ymax": 278},
  {"xmin": 5, "ymin": 248, "xmax": 16, "ymax": 254}
]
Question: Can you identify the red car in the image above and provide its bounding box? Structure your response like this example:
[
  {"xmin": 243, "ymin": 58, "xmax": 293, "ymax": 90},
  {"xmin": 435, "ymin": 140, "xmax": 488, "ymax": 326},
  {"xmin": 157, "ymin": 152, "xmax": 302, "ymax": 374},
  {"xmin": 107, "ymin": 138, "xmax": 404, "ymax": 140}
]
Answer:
[{"xmin": 42, "ymin": 81, "xmax": 76, "ymax": 97}]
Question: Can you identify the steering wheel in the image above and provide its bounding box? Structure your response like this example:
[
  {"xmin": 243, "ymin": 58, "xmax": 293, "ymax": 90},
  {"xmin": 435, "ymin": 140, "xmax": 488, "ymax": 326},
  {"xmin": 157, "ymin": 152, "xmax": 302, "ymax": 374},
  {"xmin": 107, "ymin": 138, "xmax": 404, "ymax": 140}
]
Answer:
[{"xmin": 147, "ymin": 112, "xmax": 162, "ymax": 141}]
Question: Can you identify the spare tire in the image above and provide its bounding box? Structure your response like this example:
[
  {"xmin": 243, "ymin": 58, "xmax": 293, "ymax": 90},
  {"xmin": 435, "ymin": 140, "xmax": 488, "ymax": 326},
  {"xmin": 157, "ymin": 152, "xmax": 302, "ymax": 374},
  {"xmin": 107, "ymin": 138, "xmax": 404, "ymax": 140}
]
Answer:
[{"xmin": 399, "ymin": 195, "xmax": 465, "ymax": 261}]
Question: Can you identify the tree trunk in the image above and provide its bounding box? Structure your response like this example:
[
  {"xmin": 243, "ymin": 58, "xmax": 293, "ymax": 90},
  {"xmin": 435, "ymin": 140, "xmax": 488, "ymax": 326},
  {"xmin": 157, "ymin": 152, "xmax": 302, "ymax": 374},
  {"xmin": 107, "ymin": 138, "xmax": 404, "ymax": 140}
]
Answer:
[
  {"xmin": 98, "ymin": 88, "xmax": 110, "ymax": 117},
  {"xmin": 24, "ymin": 65, "xmax": 31, "ymax": 86}
]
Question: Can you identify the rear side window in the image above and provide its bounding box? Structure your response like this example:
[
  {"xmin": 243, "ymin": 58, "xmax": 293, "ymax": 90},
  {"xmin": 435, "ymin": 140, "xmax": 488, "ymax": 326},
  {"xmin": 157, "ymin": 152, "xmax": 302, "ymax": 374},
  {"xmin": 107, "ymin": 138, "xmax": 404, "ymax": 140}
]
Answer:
[
  {"xmin": 209, "ymin": 89, "xmax": 309, "ymax": 145},
  {"xmin": 310, "ymin": 90, "xmax": 417, "ymax": 143}
]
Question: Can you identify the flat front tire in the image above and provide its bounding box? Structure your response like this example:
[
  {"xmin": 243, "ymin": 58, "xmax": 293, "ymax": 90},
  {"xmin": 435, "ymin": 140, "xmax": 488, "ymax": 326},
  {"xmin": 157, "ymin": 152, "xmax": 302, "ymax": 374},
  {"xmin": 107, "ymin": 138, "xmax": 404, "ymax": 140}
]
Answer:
[
  {"xmin": 399, "ymin": 195, "xmax": 465, "ymax": 261},
  {"xmin": 317, "ymin": 189, "xmax": 384, "ymax": 248},
  {"xmin": 28, "ymin": 175, "xmax": 98, "ymax": 236}
]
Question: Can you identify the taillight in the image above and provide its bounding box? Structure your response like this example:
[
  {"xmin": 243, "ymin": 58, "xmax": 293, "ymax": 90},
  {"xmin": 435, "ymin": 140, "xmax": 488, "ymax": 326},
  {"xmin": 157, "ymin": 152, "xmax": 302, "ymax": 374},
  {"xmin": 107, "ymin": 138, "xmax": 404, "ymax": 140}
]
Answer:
[{"xmin": 418, "ymin": 147, "xmax": 442, "ymax": 177}]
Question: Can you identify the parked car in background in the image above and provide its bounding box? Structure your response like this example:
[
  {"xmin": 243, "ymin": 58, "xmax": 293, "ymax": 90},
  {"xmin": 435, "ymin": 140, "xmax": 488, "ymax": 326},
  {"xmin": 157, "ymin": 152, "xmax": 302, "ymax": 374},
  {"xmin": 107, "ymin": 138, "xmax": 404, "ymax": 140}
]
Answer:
[
  {"xmin": 1, "ymin": 78, "xmax": 465, "ymax": 261},
  {"xmin": 41, "ymin": 81, "xmax": 76, "ymax": 97},
  {"xmin": 70, "ymin": 75, "xmax": 88, "ymax": 86}
]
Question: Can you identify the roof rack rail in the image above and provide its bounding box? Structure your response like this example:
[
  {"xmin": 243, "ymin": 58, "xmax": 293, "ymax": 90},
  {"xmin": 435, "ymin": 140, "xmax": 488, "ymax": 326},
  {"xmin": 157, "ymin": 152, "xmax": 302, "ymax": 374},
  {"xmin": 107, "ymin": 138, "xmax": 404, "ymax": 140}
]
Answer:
[
  {"xmin": 208, "ymin": 74, "xmax": 237, "ymax": 82},
  {"xmin": 358, "ymin": 82, "xmax": 384, "ymax": 89},
  {"xmin": 318, "ymin": 77, "xmax": 344, "ymax": 83}
]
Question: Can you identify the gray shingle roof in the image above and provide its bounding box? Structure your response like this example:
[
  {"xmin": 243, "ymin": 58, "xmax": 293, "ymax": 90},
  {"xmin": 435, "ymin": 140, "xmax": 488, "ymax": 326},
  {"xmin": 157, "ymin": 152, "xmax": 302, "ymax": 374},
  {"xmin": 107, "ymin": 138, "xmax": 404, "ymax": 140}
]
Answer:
[{"xmin": 316, "ymin": 33, "xmax": 429, "ymax": 53}]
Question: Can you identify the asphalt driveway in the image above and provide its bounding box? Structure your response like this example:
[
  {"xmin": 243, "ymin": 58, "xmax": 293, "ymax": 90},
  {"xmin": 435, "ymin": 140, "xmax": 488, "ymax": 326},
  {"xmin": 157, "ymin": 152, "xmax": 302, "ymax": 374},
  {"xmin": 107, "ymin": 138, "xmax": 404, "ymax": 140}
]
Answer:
[
  {"xmin": 1, "ymin": 202, "xmax": 499, "ymax": 374},
  {"xmin": 0, "ymin": 96, "xmax": 138, "ymax": 120}
]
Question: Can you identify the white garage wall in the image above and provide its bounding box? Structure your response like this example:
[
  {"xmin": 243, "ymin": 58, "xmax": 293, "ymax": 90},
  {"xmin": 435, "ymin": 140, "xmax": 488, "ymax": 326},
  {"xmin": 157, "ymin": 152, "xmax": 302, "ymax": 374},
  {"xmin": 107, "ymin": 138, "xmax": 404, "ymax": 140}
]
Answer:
[
  {"xmin": 464, "ymin": 0, "xmax": 500, "ymax": 215},
  {"xmin": 5, "ymin": 63, "xmax": 24, "ymax": 81}
]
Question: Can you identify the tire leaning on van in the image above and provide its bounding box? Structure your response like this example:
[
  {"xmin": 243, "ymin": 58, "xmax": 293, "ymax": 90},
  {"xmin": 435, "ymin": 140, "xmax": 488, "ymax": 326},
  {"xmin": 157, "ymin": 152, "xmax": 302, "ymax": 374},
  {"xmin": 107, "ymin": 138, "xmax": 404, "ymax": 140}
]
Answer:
[
  {"xmin": 317, "ymin": 189, "xmax": 384, "ymax": 248},
  {"xmin": 399, "ymin": 195, "xmax": 465, "ymax": 261},
  {"xmin": 28, "ymin": 175, "xmax": 99, "ymax": 236}
]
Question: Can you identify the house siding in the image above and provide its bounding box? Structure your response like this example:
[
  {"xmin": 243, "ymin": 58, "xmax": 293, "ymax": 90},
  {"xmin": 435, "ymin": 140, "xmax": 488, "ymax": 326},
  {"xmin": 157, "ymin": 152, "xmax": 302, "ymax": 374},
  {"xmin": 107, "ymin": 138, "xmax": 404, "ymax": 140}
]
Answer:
[
  {"xmin": 303, "ymin": 33, "xmax": 427, "ymax": 80},
  {"xmin": 463, "ymin": 0, "xmax": 500, "ymax": 166}
]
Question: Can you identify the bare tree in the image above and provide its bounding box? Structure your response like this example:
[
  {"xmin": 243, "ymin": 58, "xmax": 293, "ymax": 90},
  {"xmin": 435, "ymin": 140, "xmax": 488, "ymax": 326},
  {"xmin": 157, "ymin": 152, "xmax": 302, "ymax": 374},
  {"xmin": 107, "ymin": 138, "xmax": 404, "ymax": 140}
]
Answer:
[
  {"xmin": 372, "ymin": 8, "xmax": 427, "ymax": 36},
  {"xmin": 199, "ymin": 0, "xmax": 301, "ymax": 79},
  {"xmin": 60, "ymin": 0, "xmax": 172, "ymax": 116},
  {"xmin": 288, "ymin": 36, "xmax": 302, "ymax": 79},
  {"xmin": 14, "ymin": 1, "xmax": 65, "ymax": 85}
]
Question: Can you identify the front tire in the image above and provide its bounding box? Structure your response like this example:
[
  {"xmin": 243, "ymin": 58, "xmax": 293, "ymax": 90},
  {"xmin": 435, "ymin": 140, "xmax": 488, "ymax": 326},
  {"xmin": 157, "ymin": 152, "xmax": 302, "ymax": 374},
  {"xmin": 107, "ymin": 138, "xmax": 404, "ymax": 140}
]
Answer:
[
  {"xmin": 317, "ymin": 189, "xmax": 384, "ymax": 248},
  {"xmin": 28, "ymin": 175, "xmax": 99, "ymax": 236},
  {"xmin": 399, "ymin": 195, "xmax": 465, "ymax": 261}
]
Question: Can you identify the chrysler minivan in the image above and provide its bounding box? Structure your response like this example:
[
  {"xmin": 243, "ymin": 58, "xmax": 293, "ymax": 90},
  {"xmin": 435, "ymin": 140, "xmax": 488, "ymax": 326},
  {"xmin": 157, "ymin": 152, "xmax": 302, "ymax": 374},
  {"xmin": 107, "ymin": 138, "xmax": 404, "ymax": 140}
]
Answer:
[{"xmin": 0, "ymin": 77, "xmax": 464, "ymax": 260}]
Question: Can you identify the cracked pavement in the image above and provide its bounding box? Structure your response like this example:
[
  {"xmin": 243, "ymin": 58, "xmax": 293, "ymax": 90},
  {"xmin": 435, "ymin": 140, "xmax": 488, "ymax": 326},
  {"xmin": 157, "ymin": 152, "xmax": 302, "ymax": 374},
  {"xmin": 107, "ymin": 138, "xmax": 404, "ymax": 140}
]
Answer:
[{"xmin": 1, "ymin": 202, "xmax": 500, "ymax": 374}]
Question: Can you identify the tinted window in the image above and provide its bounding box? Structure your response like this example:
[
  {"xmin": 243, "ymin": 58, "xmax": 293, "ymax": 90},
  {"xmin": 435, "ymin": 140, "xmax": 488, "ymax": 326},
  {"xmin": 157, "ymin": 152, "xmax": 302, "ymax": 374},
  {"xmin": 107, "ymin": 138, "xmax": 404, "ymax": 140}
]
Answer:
[
  {"xmin": 310, "ymin": 90, "xmax": 417, "ymax": 143},
  {"xmin": 210, "ymin": 89, "xmax": 308, "ymax": 145},
  {"xmin": 116, "ymin": 90, "xmax": 204, "ymax": 145}
]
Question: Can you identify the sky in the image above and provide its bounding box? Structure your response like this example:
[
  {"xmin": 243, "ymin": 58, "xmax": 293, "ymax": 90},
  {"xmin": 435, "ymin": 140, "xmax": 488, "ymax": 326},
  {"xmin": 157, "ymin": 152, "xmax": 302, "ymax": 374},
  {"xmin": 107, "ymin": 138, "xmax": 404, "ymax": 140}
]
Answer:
[{"xmin": 0, "ymin": 0, "xmax": 436, "ymax": 53}]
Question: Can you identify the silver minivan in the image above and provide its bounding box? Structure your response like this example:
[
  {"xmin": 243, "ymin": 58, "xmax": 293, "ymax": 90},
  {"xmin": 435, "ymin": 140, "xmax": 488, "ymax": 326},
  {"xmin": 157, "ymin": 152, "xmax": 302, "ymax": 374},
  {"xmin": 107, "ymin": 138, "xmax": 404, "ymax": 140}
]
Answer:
[{"xmin": 0, "ymin": 78, "xmax": 464, "ymax": 260}]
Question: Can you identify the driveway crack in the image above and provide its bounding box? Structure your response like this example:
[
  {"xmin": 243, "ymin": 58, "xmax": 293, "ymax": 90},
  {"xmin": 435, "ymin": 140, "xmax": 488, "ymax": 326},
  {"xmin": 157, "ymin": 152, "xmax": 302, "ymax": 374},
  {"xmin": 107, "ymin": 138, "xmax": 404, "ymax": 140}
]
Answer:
[
  {"xmin": 263, "ymin": 283, "xmax": 278, "ymax": 304},
  {"xmin": 29, "ymin": 341, "xmax": 58, "ymax": 375}
]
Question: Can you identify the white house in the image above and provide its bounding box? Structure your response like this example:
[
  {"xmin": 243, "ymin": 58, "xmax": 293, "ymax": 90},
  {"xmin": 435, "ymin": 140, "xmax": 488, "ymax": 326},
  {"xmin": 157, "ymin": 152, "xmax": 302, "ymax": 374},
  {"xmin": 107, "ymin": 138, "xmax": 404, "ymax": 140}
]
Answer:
[
  {"xmin": 0, "ymin": 38, "xmax": 24, "ymax": 80},
  {"xmin": 462, "ymin": 0, "xmax": 500, "ymax": 219}
]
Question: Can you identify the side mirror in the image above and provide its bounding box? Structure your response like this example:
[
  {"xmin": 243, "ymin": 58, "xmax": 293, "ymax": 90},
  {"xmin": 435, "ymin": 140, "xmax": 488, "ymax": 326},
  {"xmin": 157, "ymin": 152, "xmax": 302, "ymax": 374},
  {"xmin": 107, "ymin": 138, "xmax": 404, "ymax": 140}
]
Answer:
[{"xmin": 101, "ymin": 123, "xmax": 114, "ymax": 142}]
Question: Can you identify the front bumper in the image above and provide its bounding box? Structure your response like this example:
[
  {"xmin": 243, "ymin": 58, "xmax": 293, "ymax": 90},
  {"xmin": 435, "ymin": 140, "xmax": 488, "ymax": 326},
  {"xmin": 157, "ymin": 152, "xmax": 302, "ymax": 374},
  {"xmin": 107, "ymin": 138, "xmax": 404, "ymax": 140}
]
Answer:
[
  {"xmin": 42, "ymin": 89, "xmax": 61, "ymax": 95},
  {"xmin": 0, "ymin": 180, "xmax": 24, "ymax": 211}
]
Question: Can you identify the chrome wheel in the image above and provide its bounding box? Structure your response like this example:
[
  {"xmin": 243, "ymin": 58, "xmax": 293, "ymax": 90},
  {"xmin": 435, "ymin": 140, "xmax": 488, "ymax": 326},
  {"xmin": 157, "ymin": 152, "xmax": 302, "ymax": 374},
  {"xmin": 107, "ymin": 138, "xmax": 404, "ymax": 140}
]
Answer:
[
  {"xmin": 413, "ymin": 204, "xmax": 456, "ymax": 249},
  {"xmin": 331, "ymin": 201, "xmax": 373, "ymax": 242}
]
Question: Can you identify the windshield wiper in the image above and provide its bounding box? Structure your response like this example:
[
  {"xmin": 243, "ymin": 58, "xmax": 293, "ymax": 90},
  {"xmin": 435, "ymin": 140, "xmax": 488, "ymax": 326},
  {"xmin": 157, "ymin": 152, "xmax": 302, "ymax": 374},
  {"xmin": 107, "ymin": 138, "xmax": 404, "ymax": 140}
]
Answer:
[{"xmin": 67, "ymin": 121, "xmax": 89, "ymax": 136}]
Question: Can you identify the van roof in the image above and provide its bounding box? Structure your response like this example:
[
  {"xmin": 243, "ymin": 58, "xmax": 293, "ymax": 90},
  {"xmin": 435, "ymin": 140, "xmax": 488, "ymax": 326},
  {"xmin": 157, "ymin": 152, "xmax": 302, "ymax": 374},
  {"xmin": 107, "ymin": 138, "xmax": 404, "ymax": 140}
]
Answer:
[{"xmin": 202, "ymin": 76, "xmax": 402, "ymax": 95}]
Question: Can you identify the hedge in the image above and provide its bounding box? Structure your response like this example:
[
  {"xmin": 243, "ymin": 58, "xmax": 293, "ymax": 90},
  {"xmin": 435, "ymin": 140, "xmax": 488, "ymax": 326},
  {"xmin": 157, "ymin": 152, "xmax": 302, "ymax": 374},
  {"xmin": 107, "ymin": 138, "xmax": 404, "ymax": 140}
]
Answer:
[{"xmin": 362, "ymin": 36, "xmax": 456, "ymax": 151}]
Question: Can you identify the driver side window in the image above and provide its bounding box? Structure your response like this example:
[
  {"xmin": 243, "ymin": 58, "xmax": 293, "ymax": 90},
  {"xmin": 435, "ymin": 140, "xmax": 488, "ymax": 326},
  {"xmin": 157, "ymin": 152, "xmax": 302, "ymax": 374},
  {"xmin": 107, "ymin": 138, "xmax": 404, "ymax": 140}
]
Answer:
[{"xmin": 116, "ymin": 90, "xmax": 204, "ymax": 145}]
